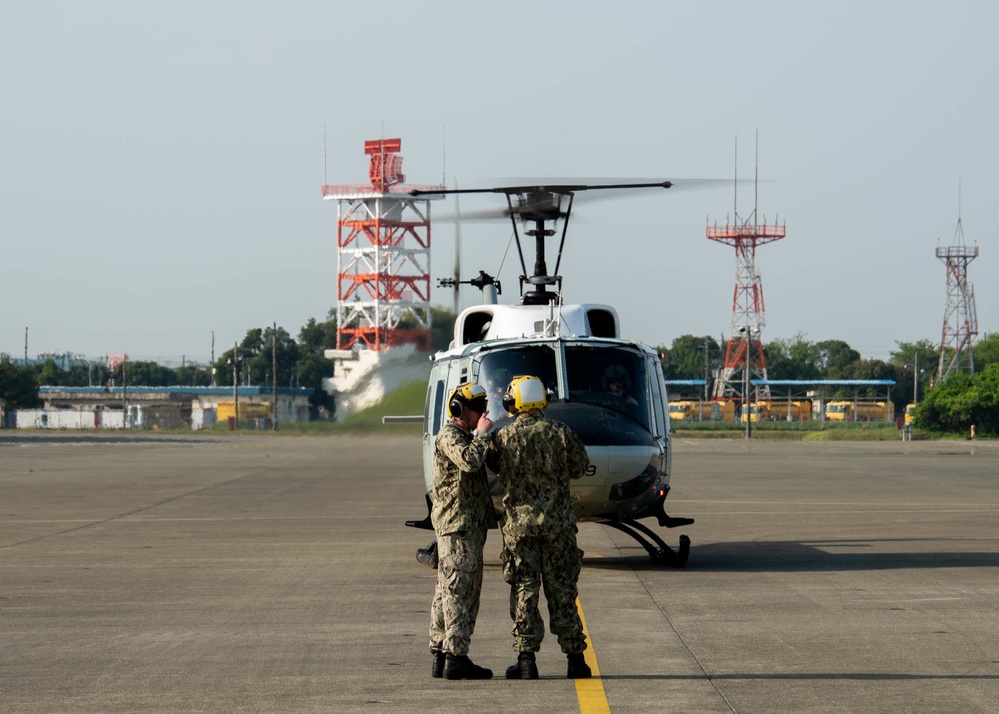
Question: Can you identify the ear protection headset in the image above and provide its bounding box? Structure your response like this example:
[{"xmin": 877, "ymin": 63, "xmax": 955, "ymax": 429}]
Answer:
[{"xmin": 448, "ymin": 382, "xmax": 488, "ymax": 419}]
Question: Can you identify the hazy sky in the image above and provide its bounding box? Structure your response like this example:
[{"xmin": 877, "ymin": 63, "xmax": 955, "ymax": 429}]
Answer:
[{"xmin": 3, "ymin": 1, "xmax": 996, "ymax": 365}]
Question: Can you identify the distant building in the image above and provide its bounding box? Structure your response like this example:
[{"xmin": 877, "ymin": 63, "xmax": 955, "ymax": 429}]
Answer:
[{"xmin": 7, "ymin": 386, "xmax": 314, "ymax": 430}]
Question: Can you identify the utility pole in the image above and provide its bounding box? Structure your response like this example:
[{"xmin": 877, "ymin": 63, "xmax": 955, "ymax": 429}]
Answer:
[
  {"xmin": 232, "ymin": 342, "xmax": 239, "ymax": 431},
  {"xmin": 122, "ymin": 355, "xmax": 128, "ymax": 429},
  {"xmin": 913, "ymin": 353, "xmax": 919, "ymax": 403},
  {"xmin": 272, "ymin": 322, "xmax": 278, "ymax": 431},
  {"xmin": 703, "ymin": 337, "xmax": 709, "ymax": 412},
  {"xmin": 744, "ymin": 328, "xmax": 752, "ymax": 440},
  {"xmin": 24, "ymin": 327, "xmax": 28, "ymax": 364}
]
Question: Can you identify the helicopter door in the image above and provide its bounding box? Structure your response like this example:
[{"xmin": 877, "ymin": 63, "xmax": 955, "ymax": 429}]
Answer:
[
  {"xmin": 647, "ymin": 352, "xmax": 668, "ymax": 438},
  {"xmin": 421, "ymin": 371, "xmax": 449, "ymax": 492}
]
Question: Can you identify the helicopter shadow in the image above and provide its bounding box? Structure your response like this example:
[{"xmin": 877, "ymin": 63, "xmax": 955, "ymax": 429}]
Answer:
[{"xmin": 583, "ymin": 538, "xmax": 999, "ymax": 573}]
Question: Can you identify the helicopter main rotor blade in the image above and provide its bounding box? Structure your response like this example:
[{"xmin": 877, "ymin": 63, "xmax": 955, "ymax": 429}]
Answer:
[{"xmin": 410, "ymin": 180, "xmax": 672, "ymax": 197}]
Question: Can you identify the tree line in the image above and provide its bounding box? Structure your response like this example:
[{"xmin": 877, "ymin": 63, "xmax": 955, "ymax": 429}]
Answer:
[
  {"xmin": 3, "ymin": 314, "xmax": 997, "ymax": 435},
  {"xmin": 1, "ymin": 307, "xmax": 456, "ymax": 417},
  {"xmin": 657, "ymin": 332, "xmax": 999, "ymax": 436}
]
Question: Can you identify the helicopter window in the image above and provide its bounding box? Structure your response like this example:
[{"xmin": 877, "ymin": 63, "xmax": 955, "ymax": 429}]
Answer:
[
  {"xmin": 479, "ymin": 346, "xmax": 558, "ymax": 418},
  {"xmin": 430, "ymin": 380, "xmax": 446, "ymax": 435},
  {"xmin": 565, "ymin": 347, "xmax": 650, "ymax": 430},
  {"xmin": 648, "ymin": 354, "xmax": 666, "ymax": 436}
]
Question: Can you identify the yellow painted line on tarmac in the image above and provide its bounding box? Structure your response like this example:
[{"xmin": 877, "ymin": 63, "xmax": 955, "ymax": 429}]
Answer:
[
  {"xmin": 575, "ymin": 597, "xmax": 611, "ymax": 714},
  {"xmin": 670, "ymin": 498, "xmax": 999, "ymax": 508}
]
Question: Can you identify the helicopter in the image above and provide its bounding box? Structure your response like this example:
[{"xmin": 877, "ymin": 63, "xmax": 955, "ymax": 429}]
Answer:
[{"xmin": 403, "ymin": 180, "xmax": 694, "ymax": 567}]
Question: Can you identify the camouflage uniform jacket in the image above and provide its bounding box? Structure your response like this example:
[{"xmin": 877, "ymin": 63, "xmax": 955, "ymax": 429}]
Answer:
[
  {"xmin": 431, "ymin": 420, "xmax": 493, "ymax": 537},
  {"xmin": 487, "ymin": 411, "xmax": 589, "ymax": 536}
]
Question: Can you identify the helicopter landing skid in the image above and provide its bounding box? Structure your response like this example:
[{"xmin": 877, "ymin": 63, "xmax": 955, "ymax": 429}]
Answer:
[{"xmin": 605, "ymin": 519, "xmax": 691, "ymax": 567}]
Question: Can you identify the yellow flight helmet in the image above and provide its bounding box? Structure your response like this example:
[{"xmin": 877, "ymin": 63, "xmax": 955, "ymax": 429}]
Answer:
[
  {"xmin": 448, "ymin": 382, "xmax": 488, "ymax": 418},
  {"xmin": 502, "ymin": 375, "xmax": 548, "ymax": 413}
]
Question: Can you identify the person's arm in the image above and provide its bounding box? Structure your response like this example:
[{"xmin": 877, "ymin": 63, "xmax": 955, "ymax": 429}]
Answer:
[{"xmin": 438, "ymin": 423, "xmax": 492, "ymax": 473}]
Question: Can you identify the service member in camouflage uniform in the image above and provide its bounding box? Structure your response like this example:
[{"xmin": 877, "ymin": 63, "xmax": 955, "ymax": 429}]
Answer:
[
  {"xmin": 428, "ymin": 382, "xmax": 494, "ymax": 680},
  {"xmin": 486, "ymin": 375, "xmax": 593, "ymax": 680}
]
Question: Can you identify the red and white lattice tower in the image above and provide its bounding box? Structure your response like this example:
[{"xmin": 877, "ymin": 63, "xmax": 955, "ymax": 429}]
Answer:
[
  {"xmin": 936, "ymin": 212, "xmax": 979, "ymax": 380},
  {"xmin": 321, "ymin": 138, "xmax": 444, "ymax": 351},
  {"xmin": 707, "ymin": 148, "xmax": 786, "ymax": 402}
]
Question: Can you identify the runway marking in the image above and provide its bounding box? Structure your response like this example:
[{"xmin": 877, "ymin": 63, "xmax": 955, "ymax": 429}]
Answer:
[{"xmin": 575, "ymin": 597, "xmax": 611, "ymax": 714}]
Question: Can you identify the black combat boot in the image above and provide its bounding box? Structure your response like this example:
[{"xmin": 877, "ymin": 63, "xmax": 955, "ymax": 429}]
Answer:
[
  {"xmin": 505, "ymin": 651, "xmax": 539, "ymax": 680},
  {"xmin": 416, "ymin": 540, "xmax": 439, "ymax": 568},
  {"xmin": 443, "ymin": 654, "xmax": 493, "ymax": 680},
  {"xmin": 566, "ymin": 651, "xmax": 592, "ymax": 679},
  {"xmin": 431, "ymin": 650, "xmax": 445, "ymax": 678}
]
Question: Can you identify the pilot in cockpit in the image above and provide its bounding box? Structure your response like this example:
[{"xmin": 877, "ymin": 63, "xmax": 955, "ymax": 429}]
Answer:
[{"xmin": 602, "ymin": 364, "xmax": 639, "ymax": 411}]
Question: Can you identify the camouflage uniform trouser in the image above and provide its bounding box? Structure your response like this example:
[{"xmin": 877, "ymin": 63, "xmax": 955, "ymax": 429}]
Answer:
[
  {"xmin": 429, "ymin": 528, "xmax": 486, "ymax": 656},
  {"xmin": 501, "ymin": 529, "xmax": 586, "ymax": 655}
]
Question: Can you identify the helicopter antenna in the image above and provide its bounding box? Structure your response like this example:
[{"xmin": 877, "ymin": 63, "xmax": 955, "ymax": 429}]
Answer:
[
  {"xmin": 496, "ymin": 226, "xmax": 516, "ymax": 278},
  {"xmin": 553, "ymin": 290, "xmax": 566, "ymax": 338}
]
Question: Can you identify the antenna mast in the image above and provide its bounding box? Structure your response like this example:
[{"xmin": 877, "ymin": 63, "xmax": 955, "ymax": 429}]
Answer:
[
  {"xmin": 936, "ymin": 184, "xmax": 979, "ymax": 380},
  {"xmin": 707, "ymin": 135, "xmax": 786, "ymax": 403}
]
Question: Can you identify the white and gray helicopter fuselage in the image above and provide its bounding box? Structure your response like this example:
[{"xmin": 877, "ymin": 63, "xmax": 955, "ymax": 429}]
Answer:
[{"xmin": 421, "ymin": 301, "xmax": 674, "ymax": 526}]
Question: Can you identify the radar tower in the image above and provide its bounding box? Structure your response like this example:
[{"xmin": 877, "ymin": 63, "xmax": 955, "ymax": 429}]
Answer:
[{"xmin": 321, "ymin": 139, "xmax": 444, "ymax": 351}]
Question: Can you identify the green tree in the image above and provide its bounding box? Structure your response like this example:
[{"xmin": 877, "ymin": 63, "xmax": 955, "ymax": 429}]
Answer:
[
  {"xmin": 973, "ymin": 332, "xmax": 999, "ymax": 371},
  {"xmin": 246, "ymin": 326, "xmax": 299, "ymax": 387},
  {"xmin": 66, "ymin": 361, "xmax": 109, "ymax": 387},
  {"xmin": 0, "ymin": 356, "xmax": 41, "ymax": 409},
  {"xmin": 213, "ymin": 326, "xmax": 299, "ymax": 388},
  {"xmin": 176, "ymin": 364, "xmax": 212, "ymax": 386},
  {"xmin": 297, "ymin": 312, "xmax": 338, "ymax": 415},
  {"xmin": 299, "ymin": 311, "xmax": 339, "ymax": 355},
  {"xmin": 657, "ymin": 335, "xmax": 719, "ymax": 398},
  {"xmin": 660, "ymin": 335, "xmax": 718, "ymax": 381},
  {"xmin": 765, "ymin": 333, "xmax": 822, "ymax": 380},
  {"xmin": 430, "ymin": 306, "xmax": 456, "ymax": 352},
  {"xmin": 890, "ymin": 339, "xmax": 937, "ymax": 407},
  {"xmin": 113, "ymin": 360, "xmax": 176, "ymax": 387},
  {"xmin": 814, "ymin": 340, "xmax": 861, "ymax": 378},
  {"xmin": 918, "ymin": 364, "xmax": 999, "ymax": 436},
  {"xmin": 36, "ymin": 358, "xmax": 64, "ymax": 386}
]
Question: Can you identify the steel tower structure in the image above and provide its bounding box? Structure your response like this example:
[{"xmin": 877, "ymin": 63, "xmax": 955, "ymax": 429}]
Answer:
[
  {"xmin": 707, "ymin": 144, "xmax": 786, "ymax": 402},
  {"xmin": 936, "ymin": 213, "xmax": 979, "ymax": 380},
  {"xmin": 321, "ymin": 139, "xmax": 443, "ymax": 351}
]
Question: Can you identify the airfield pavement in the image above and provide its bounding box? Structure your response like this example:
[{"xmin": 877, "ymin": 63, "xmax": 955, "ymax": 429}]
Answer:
[{"xmin": 1, "ymin": 432, "xmax": 998, "ymax": 713}]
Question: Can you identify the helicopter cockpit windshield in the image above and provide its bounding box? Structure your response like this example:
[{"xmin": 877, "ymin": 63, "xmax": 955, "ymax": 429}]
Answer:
[
  {"xmin": 565, "ymin": 347, "xmax": 649, "ymax": 429},
  {"xmin": 479, "ymin": 346, "xmax": 558, "ymax": 421},
  {"xmin": 476, "ymin": 343, "xmax": 654, "ymax": 444}
]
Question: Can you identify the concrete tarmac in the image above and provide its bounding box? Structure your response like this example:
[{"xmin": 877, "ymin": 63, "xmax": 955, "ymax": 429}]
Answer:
[{"xmin": 2, "ymin": 432, "xmax": 998, "ymax": 713}]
